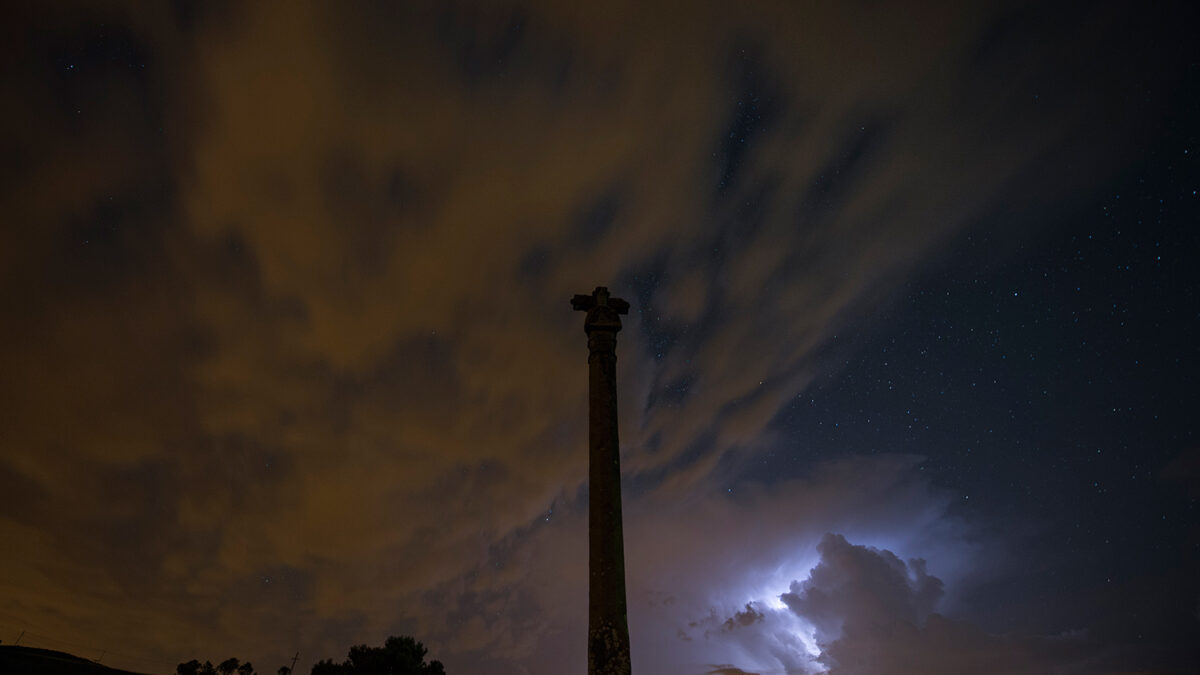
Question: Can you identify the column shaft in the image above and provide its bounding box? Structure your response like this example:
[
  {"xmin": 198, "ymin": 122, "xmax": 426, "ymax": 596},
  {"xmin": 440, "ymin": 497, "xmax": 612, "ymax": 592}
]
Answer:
[{"xmin": 587, "ymin": 328, "xmax": 631, "ymax": 675}]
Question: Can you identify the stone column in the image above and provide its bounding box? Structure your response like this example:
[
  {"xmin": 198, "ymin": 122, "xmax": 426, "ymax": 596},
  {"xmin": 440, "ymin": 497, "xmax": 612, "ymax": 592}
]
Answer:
[{"xmin": 571, "ymin": 286, "xmax": 632, "ymax": 675}]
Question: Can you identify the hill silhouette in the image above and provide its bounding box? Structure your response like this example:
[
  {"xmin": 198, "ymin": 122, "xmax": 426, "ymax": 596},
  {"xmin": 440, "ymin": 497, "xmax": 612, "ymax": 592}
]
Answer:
[{"xmin": 0, "ymin": 645, "xmax": 153, "ymax": 675}]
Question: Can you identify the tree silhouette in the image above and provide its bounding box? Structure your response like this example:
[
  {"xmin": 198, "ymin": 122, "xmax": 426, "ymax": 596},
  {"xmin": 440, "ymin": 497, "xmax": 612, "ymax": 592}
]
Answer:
[
  {"xmin": 177, "ymin": 657, "xmax": 256, "ymax": 675},
  {"xmin": 311, "ymin": 636, "xmax": 445, "ymax": 675},
  {"xmin": 310, "ymin": 660, "xmax": 341, "ymax": 675},
  {"xmin": 278, "ymin": 667, "xmax": 291, "ymax": 675}
]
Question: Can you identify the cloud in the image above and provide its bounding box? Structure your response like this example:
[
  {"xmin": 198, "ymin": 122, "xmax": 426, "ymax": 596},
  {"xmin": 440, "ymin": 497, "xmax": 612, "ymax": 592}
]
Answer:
[
  {"xmin": 619, "ymin": 455, "xmax": 971, "ymax": 675},
  {"xmin": 687, "ymin": 532, "xmax": 1099, "ymax": 675},
  {"xmin": 782, "ymin": 534, "xmax": 943, "ymax": 651}
]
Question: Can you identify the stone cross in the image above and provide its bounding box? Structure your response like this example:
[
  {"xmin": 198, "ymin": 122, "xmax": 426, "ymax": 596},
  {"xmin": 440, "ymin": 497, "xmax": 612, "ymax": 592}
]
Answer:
[{"xmin": 571, "ymin": 286, "xmax": 632, "ymax": 675}]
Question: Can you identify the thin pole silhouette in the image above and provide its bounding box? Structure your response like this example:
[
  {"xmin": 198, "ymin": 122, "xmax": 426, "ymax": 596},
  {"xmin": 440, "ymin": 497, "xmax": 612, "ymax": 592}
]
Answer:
[{"xmin": 572, "ymin": 286, "xmax": 632, "ymax": 675}]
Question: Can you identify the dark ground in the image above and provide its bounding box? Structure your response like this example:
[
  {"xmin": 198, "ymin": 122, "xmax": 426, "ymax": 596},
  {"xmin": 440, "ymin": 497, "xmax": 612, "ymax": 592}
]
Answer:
[{"xmin": 0, "ymin": 646, "xmax": 152, "ymax": 675}]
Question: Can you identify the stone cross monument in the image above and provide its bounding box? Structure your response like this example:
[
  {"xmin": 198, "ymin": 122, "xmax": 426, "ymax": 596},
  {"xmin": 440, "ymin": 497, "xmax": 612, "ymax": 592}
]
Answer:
[{"xmin": 571, "ymin": 286, "xmax": 632, "ymax": 675}]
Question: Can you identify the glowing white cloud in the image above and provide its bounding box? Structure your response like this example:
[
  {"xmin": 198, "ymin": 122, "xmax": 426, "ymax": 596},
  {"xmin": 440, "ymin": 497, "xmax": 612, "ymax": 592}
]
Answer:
[{"xmin": 607, "ymin": 456, "xmax": 980, "ymax": 675}]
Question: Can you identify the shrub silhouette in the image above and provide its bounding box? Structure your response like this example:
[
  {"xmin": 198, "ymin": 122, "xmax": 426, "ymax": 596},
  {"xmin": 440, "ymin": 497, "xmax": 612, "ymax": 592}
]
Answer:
[
  {"xmin": 311, "ymin": 636, "xmax": 445, "ymax": 675},
  {"xmin": 178, "ymin": 657, "xmax": 257, "ymax": 675}
]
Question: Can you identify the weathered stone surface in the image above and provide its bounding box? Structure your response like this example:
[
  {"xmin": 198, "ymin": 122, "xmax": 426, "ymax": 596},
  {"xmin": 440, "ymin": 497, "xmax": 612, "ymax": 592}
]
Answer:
[{"xmin": 572, "ymin": 286, "xmax": 632, "ymax": 675}]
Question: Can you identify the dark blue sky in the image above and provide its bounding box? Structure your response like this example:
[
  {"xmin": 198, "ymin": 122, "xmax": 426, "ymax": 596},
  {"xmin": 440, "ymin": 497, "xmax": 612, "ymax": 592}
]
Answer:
[{"xmin": 758, "ymin": 117, "xmax": 1199, "ymax": 660}]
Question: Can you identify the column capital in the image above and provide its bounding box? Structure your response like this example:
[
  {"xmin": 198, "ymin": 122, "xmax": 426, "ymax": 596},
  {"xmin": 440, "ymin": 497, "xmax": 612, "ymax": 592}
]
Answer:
[{"xmin": 572, "ymin": 286, "xmax": 630, "ymax": 335}]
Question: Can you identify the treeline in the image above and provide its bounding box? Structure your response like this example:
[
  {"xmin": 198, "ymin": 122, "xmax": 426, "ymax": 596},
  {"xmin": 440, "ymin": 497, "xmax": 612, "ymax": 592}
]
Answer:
[
  {"xmin": 175, "ymin": 658, "xmax": 263, "ymax": 675},
  {"xmin": 176, "ymin": 636, "xmax": 444, "ymax": 675}
]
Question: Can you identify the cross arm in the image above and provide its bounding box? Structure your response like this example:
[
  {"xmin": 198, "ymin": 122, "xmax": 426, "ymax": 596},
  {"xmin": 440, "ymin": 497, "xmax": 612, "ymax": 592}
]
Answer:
[{"xmin": 571, "ymin": 294, "xmax": 596, "ymax": 311}]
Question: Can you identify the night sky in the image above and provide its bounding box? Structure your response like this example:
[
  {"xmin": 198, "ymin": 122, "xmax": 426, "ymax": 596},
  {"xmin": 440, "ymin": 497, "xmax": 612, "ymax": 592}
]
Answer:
[{"xmin": 2, "ymin": 2, "xmax": 1198, "ymax": 674}]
